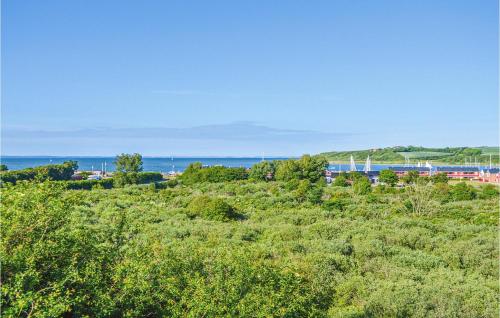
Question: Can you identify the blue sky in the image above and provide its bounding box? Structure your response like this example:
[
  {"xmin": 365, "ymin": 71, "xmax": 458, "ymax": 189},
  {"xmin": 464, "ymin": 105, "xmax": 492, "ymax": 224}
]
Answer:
[{"xmin": 2, "ymin": 0, "xmax": 498, "ymax": 156}]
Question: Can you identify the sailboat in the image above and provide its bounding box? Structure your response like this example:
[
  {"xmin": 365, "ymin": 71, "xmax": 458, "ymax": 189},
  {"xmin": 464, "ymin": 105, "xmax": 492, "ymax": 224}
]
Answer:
[
  {"xmin": 350, "ymin": 155, "xmax": 357, "ymax": 172},
  {"xmin": 363, "ymin": 156, "xmax": 371, "ymax": 173}
]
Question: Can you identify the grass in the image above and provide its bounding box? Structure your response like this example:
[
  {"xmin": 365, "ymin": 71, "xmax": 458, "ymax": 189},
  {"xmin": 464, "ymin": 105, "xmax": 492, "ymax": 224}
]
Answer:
[{"xmin": 398, "ymin": 151, "xmax": 453, "ymax": 159}]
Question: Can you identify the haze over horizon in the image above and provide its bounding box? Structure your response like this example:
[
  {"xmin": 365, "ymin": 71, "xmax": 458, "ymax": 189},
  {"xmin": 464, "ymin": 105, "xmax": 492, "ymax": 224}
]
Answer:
[{"xmin": 2, "ymin": 0, "xmax": 498, "ymax": 156}]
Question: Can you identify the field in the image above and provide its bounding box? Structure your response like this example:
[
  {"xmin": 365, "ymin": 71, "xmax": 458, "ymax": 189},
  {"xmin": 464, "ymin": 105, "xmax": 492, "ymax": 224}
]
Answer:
[
  {"xmin": 397, "ymin": 151, "xmax": 453, "ymax": 159},
  {"xmin": 2, "ymin": 174, "xmax": 498, "ymax": 317},
  {"xmin": 322, "ymin": 146, "xmax": 500, "ymax": 165}
]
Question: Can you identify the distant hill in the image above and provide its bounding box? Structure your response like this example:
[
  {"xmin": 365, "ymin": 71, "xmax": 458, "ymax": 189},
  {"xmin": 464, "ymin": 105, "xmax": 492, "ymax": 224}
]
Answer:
[{"xmin": 320, "ymin": 146, "xmax": 499, "ymax": 165}]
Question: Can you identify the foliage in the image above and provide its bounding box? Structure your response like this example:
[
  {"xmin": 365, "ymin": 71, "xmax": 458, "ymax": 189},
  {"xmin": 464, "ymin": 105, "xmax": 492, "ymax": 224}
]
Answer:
[
  {"xmin": 404, "ymin": 182, "xmax": 436, "ymax": 215},
  {"xmin": 274, "ymin": 155, "xmax": 328, "ymax": 183},
  {"xmin": 402, "ymin": 170, "xmax": 420, "ymax": 184},
  {"xmin": 113, "ymin": 172, "xmax": 163, "ymax": 187},
  {"xmin": 187, "ymin": 195, "xmax": 237, "ymax": 221},
  {"xmin": 0, "ymin": 161, "xmax": 78, "ymax": 184},
  {"xmin": 65, "ymin": 178, "xmax": 114, "ymax": 190},
  {"xmin": 379, "ymin": 169, "xmax": 398, "ymax": 186},
  {"xmin": 321, "ymin": 146, "xmax": 500, "ymax": 164},
  {"xmin": 180, "ymin": 162, "xmax": 248, "ymax": 185},
  {"xmin": 333, "ymin": 175, "xmax": 349, "ymax": 187},
  {"xmin": 479, "ymin": 184, "xmax": 499, "ymax": 199},
  {"xmin": 249, "ymin": 161, "xmax": 276, "ymax": 181},
  {"xmin": 114, "ymin": 153, "xmax": 143, "ymax": 173},
  {"xmin": 450, "ymin": 182, "xmax": 477, "ymax": 201},
  {"xmin": 1, "ymin": 176, "xmax": 498, "ymax": 316},
  {"xmin": 352, "ymin": 177, "xmax": 372, "ymax": 195},
  {"xmin": 0, "ymin": 164, "xmax": 8, "ymax": 171},
  {"xmin": 431, "ymin": 172, "xmax": 449, "ymax": 184}
]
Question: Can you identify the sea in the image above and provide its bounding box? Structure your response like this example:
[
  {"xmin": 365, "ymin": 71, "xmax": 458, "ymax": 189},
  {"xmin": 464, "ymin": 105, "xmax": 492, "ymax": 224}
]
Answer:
[{"xmin": 0, "ymin": 156, "xmax": 422, "ymax": 172}]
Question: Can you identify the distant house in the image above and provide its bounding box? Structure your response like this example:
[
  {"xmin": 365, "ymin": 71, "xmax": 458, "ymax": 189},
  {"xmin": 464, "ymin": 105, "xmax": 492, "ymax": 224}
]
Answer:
[
  {"xmin": 478, "ymin": 168, "xmax": 500, "ymax": 183},
  {"xmin": 435, "ymin": 167, "xmax": 479, "ymax": 179}
]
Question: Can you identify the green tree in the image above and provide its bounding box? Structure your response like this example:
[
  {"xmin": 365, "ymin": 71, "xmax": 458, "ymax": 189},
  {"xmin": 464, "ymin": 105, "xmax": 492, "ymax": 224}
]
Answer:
[
  {"xmin": 0, "ymin": 164, "xmax": 8, "ymax": 171},
  {"xmin": 431, "ymin": 172, "xmax": 449, "ymax": 184},
  {"xmin": 249, "ymin": 161, "xmax": 276, "ymax": 181},
  {"xmin": 275, "ymin": 155, "xmax": 328, "ymax": 183},
  {"xmin": 379, "ymin": 170, "xmax": 398, "ymax": 186},
  {"xmin": 333, "ymin": 175, "xmax": 349, "ymax": 187},
  {"xmin": 114, "ymin": 153, "xmax": 143, "ymax": 173},
  {"xmin": 352, "ymin": 177, "xmax": 372, "ymax": 195},
  {"xmin": 404, "ymin": 181, "xmax": 436, "ymax": 215},
  {"xmin": 402, "ymin": 170, "xmax": 419, "ymax": 184}
]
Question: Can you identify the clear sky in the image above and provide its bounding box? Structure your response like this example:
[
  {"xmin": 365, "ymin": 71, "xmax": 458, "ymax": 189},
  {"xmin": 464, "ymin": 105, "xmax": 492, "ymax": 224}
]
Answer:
[{"xmin": 2, "ymin": 0, "xmax": 498, "ymax": 156}]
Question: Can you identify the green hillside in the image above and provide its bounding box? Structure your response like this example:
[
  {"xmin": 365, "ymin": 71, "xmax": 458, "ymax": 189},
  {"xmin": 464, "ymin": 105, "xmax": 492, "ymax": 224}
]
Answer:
[{"xmin": 321, "ymin": 146, "xmax": 499, "ymax": 164}]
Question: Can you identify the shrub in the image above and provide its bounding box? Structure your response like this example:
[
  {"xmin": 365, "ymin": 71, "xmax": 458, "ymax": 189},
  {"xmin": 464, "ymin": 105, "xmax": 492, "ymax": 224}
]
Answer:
[
  {"xmin": 479, "ymin": 184, "xmax": 499, "ymax": 199},
  {"xmin": 352, "ymin": 177, "xmax": 372, "ymax": 195},
  {"xmin": 379, "ymin": 170, "xmax": 398, "ymax": 186},
  {"xmin": 274, "ymin": 155, "xmax": 328, "ymax": 183},
  {"xmin": 432, "ymin": 172, "xmax": 449, "ymax": 184},
  {"xmin": 0, "ymin": 161, "xmax": 78, "ymax": 184},
  {"xmin": 65, "ymin": 179, "xmax": 114, "ymax": 190},
  {"xmin": 333, "ymin": 175, "xmax": 349, "ymax": 187},
  {"xmin": 323, "ymin": 197, "xmax": 347, "ymax": 211},
  {"xmin": 113, "ymin": 172, "xmax": 163, "ymax": 187},
  {"xmin": 404, "ymin": 182, "xmax": 436, "ymax": 215},
  {"xmin": 187, "ymin": 195, "xmax": 236, "ymax": 221},
  {"xmin": 249, "ymin": 161, "xmax": 276, "ymax": 181},
  {"xmin": 180, "ymin": 163, "xmax": 248, "ymax": 185},
  {"xmin": 166, "ymin": 179, "xmax": 179, "ymax": 187},
  {"xmin": 450, "ymin": 182, "xmax": 477, "ymax": 201}
]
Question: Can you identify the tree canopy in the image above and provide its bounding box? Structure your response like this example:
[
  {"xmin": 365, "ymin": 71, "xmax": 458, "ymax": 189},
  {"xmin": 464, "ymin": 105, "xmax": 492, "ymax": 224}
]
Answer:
[{"xmin": 114, "ymin": 153, "xmax": 143, "ymax": 173}]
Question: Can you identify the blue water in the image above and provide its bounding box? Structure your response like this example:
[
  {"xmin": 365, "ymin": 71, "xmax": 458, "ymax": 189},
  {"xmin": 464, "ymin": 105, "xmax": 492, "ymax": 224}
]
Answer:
[
  {"xmin": 0, "ymin": 156, "xmax": 291, "ymax": 172},
  {"xmin": 1, "ymin": 156, "xmax": 489, "ymax": 173}
]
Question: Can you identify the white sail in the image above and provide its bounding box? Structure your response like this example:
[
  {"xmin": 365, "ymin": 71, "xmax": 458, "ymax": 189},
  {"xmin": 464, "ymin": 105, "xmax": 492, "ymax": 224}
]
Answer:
[
  {"xmin": 363, "ymin": 155, "xmax": 371, "ymax": 172},
  {"xmin": 350, "ymin": 155, "xmax": 357, "ymax": 171}
]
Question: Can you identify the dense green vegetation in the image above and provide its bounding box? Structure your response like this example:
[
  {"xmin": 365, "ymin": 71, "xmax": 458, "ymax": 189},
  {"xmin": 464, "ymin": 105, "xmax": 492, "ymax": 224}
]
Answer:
[
  {"xmin": 0, "ymin": 161, "xmax": 78, "ymax": 184},
  {"xmin": 1, "ymin": 156, "xmax": 498, "ymax": 317},
  {"xmin": 321, "ymin": 146, "xmax": 500, "ymax": 164}
]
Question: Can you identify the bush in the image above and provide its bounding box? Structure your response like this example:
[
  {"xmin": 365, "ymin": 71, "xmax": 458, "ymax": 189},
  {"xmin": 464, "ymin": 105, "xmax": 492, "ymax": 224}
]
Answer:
[
  {"xmin": 136, "ymin": 172, "xmax": 163, "ymax": 184},
  {"xmin": 249, "ymin": 161, "xmax": 276, "ymax": 181},
  {"xmin": 479, "ymin": 184, "xmax": 499, "ymax": 199},
  {"xmin": 0, "ymin": 161, "xmax": 78, "ymax": 184},
  {"xmin": 323, "ymin": 197, "xmax": 347, "ymax": 211},
  {"xmin": 432, "ymin": 172, "xmax": 449, "ymax": 184},
  {"xmin": 65, "ymin": 179, "xmax": 114, "ymax": 190},
  {"xmin": 0, "ymin": 164, "xmax": 8, "ymax": 171},
  {"xmin": 379, "ymin": 170, "xmax": 398, "ymax": 186},
  {"xmin": 333, "ymin": 175, "xmax": 349, "ymax": 187},
  {"xmin": 275, "ymin": 155, "xmax": 328, "ymax": 183},
  {"xmin": 113, "ymin": 172, "xmax": 163, "ymax": 187},
  {"xmin": 352, "ymin": 177, "xmax": 372, "ymax": 195},
  {"xmin": 404, "ymin": 182, "xmax": 436, "ymax": 215},
  {"xmin": 187, "ymin": 195, "xmax": 236, "ymax": 221},
  {"xmin": 166, "ymin": 179, "xmax": 179, "ymax": 187},
  {"xmin": 450, "ymin": 182, "xmax": 477, "ymax": 201},
  {"xmin": 180, "ymin": 163, "xmax": 248, "ymax": 185}
]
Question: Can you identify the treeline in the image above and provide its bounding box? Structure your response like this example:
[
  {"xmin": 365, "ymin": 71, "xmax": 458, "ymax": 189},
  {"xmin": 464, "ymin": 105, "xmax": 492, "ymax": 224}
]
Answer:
[
  {"xmin": 0, "ymin": 161, "xmax": 78, "ymax": 184},
  {"xmin": 0, "ymin": 155, "xmax": 164, "ymax": 189},
  {"xmin": 180, "ymin": 155, "xmax": 328, "ymax": 185}
]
